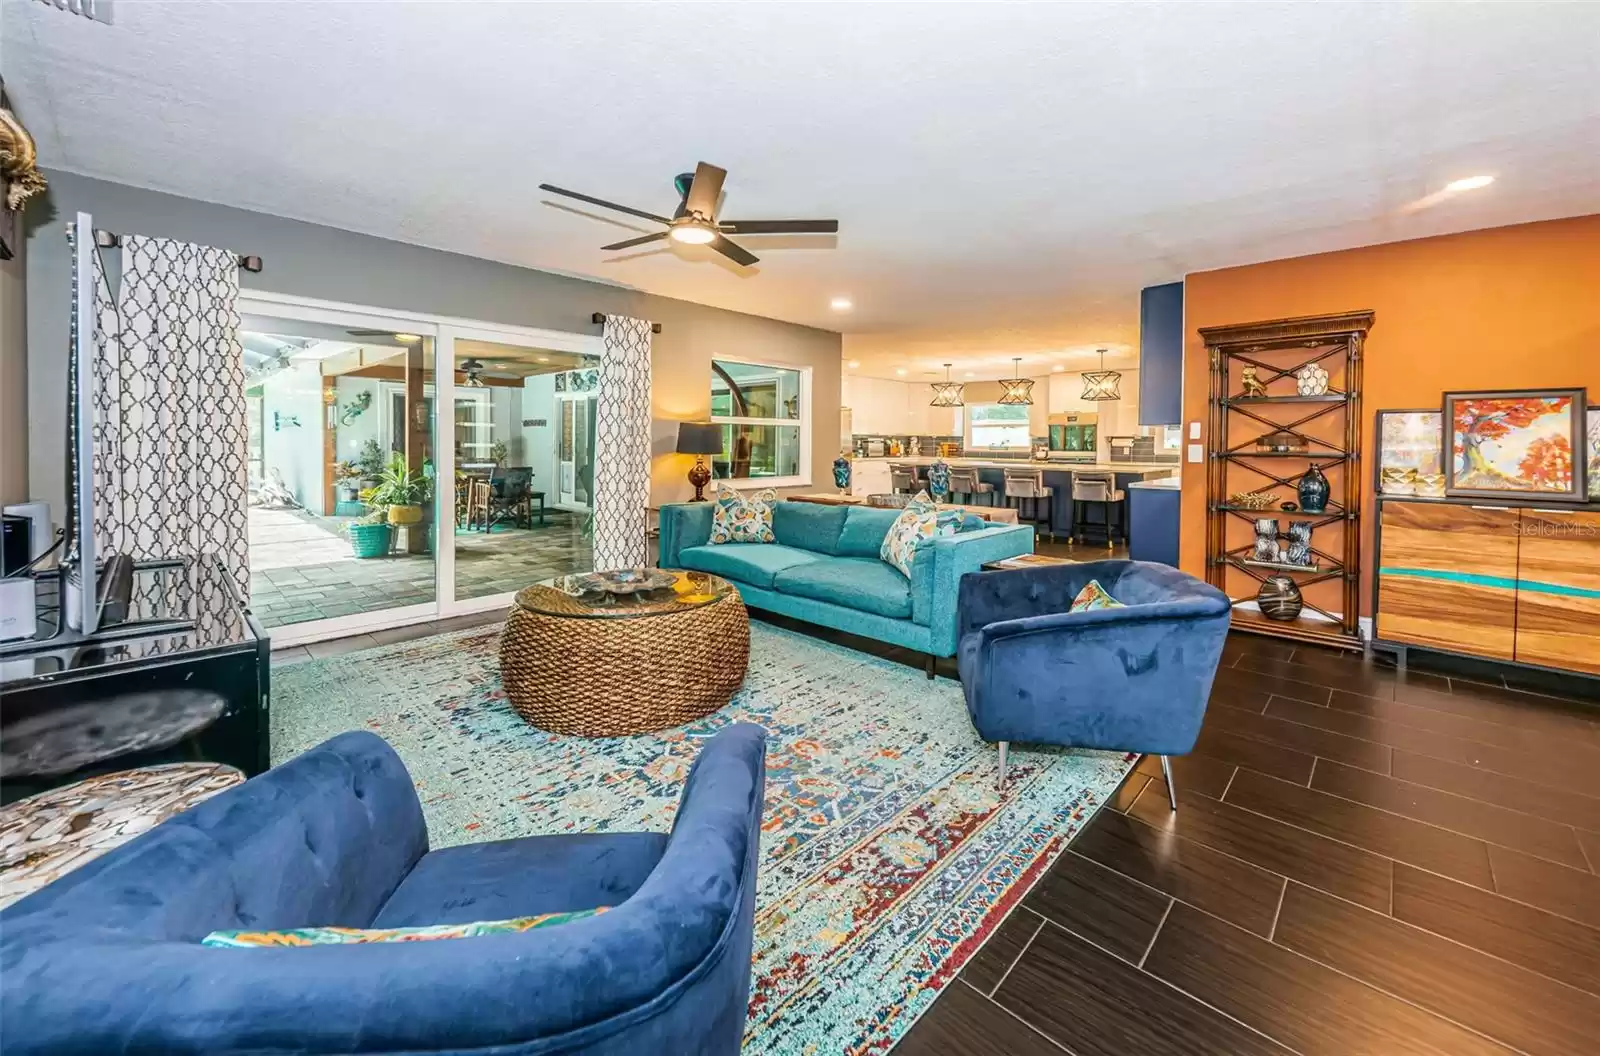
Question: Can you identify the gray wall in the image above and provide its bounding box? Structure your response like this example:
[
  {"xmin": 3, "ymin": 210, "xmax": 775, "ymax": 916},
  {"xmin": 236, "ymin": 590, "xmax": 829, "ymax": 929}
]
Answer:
[{"xmin": 26, "ymin": 170, "xmax": 842, "ymax": 522}]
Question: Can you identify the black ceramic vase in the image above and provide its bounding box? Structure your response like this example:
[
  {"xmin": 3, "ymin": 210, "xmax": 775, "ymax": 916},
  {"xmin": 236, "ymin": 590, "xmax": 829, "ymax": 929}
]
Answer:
[
  {"xmin": 1298, "ymin": 464, "xmax": 1329, "ymax": 513},
  {"xmin": 1257, "ymin": 574, "xmax": 1304, "ymax": 621}
]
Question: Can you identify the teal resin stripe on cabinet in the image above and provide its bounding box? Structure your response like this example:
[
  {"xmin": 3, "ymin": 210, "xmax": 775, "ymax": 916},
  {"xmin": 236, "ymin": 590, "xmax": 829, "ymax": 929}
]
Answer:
[{"xmin": 1380, "ymin": 566, "xmax": 1600, "ymax": 600}]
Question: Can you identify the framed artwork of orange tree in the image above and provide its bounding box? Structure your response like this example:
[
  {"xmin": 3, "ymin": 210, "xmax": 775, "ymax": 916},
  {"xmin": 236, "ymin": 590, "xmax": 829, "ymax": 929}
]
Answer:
[{"xmin": 1443, "ymin": 388, "xmax": 1588, "ymax": 501}]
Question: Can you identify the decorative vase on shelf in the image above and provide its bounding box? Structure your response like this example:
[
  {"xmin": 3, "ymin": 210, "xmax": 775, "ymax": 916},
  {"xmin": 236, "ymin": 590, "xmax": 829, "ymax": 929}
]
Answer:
[
  {"xmin": 1284, "ymin": 521, "xmax": 1313, "ymax": 567},
  {"xmin": 832, "ymin": 454, "xmax": 852, "ymax": 494},
  {"xmin": 1294, "ymin": 364, "xmax": 1330, "ymax": 396},
  {"xmin": 1257, "ymin": 574, "xmax": 1304, "ymax": 621},
  {"xmin": 1298, "ymin": 464, "xmax": 1330, "ymax": 513},
  {"xmin": 927, "ymin": 459, "xmax": 951, "ymax": 501},
  {"xmin": 1252, "ymin": 518, "xmax": 1282, "ymax": 563}
]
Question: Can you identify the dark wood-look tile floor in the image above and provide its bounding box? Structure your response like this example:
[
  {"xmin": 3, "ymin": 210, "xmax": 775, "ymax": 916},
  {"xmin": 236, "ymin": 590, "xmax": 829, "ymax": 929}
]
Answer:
[
  {"xmin": 897, "ymin": 633, "xmax": 1600, "ymax": 1056},
  {"xmin": 273, "ymin": 614, "xmax": 1600, "ymax": 1055}
]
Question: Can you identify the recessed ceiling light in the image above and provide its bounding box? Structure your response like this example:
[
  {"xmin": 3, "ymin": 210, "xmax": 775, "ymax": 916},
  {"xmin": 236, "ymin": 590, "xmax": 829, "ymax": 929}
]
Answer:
[
  {"xmin": 830, "ymin": 297, "xmax": 854, "ymax": 311},
  {"xmin": 536, "ymin": 356, "xmax": 550, "ymax": 363},
  {"xmin": 393, "ymin": 333, "xmax": 422, "ymax": 344},
  {"xmin": 1052, "ymin": 365, "xmax": 1065, "ymax": 373},
  {"xmin": 965, "ymin": 372, "xmax": 975, "ymax": 378},
  {"xmin": 895, "ymin": 368, "xmax": 907, "ymax": 376},
  {"xmin": 1444, "ymin": 175, "xmax": 1494, "ymax": 192},
  {"xmin": 847, "ymin": 359, "xmax": 861, "ymax": 369}
]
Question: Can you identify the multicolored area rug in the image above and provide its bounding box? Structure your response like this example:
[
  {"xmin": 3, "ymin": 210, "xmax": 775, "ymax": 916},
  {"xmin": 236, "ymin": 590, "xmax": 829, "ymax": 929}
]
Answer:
[{"xmin": 273, "ymin": 621, "xmax": 1134, "ymax": 1054}]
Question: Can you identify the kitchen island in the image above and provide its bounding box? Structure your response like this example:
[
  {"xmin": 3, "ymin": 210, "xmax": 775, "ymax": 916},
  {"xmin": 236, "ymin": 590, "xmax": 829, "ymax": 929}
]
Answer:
[{"xmin": 845, "ymin": 456, "xmax": 1178, "ymax": 543}]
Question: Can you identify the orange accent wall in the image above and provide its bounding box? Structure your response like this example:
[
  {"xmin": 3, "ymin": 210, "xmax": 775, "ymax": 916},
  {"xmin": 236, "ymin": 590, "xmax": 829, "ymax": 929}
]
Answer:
[{"xmin": 1180, "ymin": 213, "xmax": 1600, "ymax": 612}]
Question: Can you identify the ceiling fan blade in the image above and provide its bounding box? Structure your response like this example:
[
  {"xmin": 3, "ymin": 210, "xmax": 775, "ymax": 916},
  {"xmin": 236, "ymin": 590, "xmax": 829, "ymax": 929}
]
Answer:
[
  {"xmin": 708, "ymin": 233, "xmax": 758, "ymax": 267},
  {"xmin": 600, "ymin": 231, "xmax": 670, "ymax": 252},
  {"xmin": 684, "ymin": 162, "xmax": 727, "ymax": 221},
  {"xmin": 537, "ymin": 183, "xmax": 670, "ymax": 225},
  {"xmin": 717, "ymin": 219, "xmax": 839, "ymax": 235}
]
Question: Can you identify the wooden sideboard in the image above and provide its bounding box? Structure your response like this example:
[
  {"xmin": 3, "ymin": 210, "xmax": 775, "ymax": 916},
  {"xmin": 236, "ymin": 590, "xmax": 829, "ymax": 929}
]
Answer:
[{"xmin": 1374, "ymin": 497, "xmax": 1600, "ymax": 676}]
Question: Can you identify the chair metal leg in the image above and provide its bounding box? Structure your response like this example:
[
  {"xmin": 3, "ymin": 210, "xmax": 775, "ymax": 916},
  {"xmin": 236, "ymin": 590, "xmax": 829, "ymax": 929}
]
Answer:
[
  {"xmin": 997, "ymin": 741, "xmax": 1009, "ymax": 791},
  {"xmin": 1160, "ymin": 755, "xmax": 1178, "ymax": 811}
]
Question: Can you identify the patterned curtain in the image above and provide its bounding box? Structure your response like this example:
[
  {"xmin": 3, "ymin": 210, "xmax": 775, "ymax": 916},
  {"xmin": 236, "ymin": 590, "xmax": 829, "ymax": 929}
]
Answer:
[
  {"xmin": 92, "ymin": 236, "xmax": 250, "ymax": 605},
  {"xmin": 592, "ymin": 315, "xmax": 654, "ymax": 570}
]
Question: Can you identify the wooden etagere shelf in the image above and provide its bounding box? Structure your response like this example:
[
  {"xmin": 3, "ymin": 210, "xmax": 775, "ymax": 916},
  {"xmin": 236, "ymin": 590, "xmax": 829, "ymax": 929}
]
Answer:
[{"xmin": 1201, "ymin": 311, "xmax": 1373, "ymax": 650}]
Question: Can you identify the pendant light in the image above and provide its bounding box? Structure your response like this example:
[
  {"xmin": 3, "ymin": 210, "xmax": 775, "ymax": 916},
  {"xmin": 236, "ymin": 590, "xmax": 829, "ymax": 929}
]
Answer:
[
  {"xmin": 997, "ymin": 357, "xmax": 1034, "ymax": 405},
  {"xmin": 1081, "ymin": 348, "xmax": 1122, "ymax": 401},
  {"xmin": 929, "ymin": 362, "xmax": 964, "ymax": 407}
]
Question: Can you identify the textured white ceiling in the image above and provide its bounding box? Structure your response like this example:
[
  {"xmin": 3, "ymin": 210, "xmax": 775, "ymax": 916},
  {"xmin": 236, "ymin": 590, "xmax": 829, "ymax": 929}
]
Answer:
[{"xmin": 7, "ymin": 0, "xmax": 1599, "ymax": 381}]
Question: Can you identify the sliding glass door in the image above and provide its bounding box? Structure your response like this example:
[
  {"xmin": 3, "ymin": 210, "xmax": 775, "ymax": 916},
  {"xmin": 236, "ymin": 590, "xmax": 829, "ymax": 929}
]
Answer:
[
  {"xmin": 236, "ymin": 296, "xmax": 607, "ymax": 644},
  {"xmin": 238, "ymin": 302, "xmax": 438, "ymax": 640},
  {"xmin": 445, "ymin": 336, "xmax": 596, "ymax": 605}
]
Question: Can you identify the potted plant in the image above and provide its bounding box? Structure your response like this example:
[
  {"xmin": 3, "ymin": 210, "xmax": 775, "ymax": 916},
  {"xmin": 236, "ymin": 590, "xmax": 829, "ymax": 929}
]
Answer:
[
  {"xmin": 489, "ymin": 438, "xmax": 509, "ymax": 468},
  {"xmin": 354, "ymin": 437, "xmax": 386, "ymax": 486},
  {"xmin": 333, "ymin": 461, "xmax": 362, "ymax": 504},
  {"xmin": 367, "ymin": 453, "xmax": 429, "ymax": 526},
  {"xmin": 343, "ymin": 506, "xmax": 392, "ymax": 559}
]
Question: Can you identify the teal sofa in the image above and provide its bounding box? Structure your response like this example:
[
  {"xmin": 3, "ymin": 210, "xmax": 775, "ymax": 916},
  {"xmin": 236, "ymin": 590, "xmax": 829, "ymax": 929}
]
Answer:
[{"xmin": 658, "ymin": 501, "xmax": 1033, "ymax": 672}]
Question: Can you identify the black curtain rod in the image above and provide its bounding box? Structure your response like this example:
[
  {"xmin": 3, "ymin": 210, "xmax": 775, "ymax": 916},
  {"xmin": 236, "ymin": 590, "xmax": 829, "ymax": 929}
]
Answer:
[
  {"xmin": 591, "ymin": 311, "xmax": 661, "ymax": 334},
  {"xmin": 93, "ymin": 228, "xmax": 263, "ymax": 273}
]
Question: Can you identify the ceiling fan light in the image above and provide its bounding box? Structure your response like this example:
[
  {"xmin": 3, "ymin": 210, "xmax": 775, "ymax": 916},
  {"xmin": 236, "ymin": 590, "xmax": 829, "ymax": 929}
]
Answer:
[{"xmin": 669, "ymin": 222, "xmax": 717, "ymax": 245}]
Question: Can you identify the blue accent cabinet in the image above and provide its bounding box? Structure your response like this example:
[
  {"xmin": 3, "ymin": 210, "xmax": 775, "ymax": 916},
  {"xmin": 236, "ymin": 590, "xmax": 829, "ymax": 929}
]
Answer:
[
  {"xmin": 1139, "ymin": 281, "xmax": 1184, "ymax": 427},
  {"xmin": 1128, "ymin": 481, "xmax": 1180, "ymax": 567}
]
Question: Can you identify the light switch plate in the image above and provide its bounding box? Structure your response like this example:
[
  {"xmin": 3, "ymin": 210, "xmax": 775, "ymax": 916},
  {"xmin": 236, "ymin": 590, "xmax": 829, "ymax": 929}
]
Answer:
[
  {"xmin": 1187, "ymin": 443, "xmax": 1204, "ymax": 463},
  {"xmin": 1189, "ymin": 421, "xmax": 1202, "ymax": 439}
]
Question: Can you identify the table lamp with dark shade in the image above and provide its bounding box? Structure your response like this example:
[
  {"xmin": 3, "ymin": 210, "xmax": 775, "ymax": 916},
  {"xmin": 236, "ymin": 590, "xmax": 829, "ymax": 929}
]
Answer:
[{"xmin": 676, "ymin": 422, "xmax": 723, "ymax": 501}]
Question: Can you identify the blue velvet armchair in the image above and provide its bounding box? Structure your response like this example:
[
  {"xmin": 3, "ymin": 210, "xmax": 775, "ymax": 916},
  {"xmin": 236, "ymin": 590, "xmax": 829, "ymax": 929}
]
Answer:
[
  {"xmin": 0, "ymin": 724, "xmax": 768, "ymax": 1055},
  {"xmin": 956, "ymin": 560, "xmax": 1231, "ymax": 805}
]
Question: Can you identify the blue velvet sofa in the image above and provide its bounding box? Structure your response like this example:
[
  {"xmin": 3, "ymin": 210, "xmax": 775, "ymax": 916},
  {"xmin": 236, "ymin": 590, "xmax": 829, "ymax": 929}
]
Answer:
[
  {"xmin": 659, "ymin": 500, "xmax": 1034, "ymax": 670},
  {"xmin": 0, "ymin": 724, "xmax": 768, "ymax": 1055},
  {"xmin": 956, "ymin": 560, "xmax": 1231, "ymax": 802}
]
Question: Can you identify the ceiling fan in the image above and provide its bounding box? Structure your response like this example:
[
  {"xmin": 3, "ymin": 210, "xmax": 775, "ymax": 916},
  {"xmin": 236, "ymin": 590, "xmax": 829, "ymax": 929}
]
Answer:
[{"xmin": 538, "ymin": 161, "xmax": 838, "ymax": 267}]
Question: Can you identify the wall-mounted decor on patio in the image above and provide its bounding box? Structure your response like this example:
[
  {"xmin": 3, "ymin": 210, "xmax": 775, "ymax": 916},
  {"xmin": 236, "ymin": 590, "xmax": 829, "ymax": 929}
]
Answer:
[{"xmin": 1443, "ymin": 388, "xmax": 1587, "ymax": 502}]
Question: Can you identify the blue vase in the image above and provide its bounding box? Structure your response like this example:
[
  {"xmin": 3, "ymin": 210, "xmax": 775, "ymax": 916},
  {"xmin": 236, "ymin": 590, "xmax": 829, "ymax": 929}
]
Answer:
[
  {"xmin": 927, "ymin": 460, "xmax": 951, "ymax": 501},
  {"xmin": 832, "ymin": 455, "xmax": 852, "ymax": 493},
  {"xmin": 1298, "ymin": 464, "xmax": 1329, "ymax": 513}
]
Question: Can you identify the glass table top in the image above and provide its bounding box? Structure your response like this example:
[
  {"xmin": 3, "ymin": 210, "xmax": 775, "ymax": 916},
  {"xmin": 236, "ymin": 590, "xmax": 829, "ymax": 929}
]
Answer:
[
  {"xmin": 514, "ymin": 569, "xmax": 734, "ymax": 619},
  {"xmin": 0, "ymin": 557, "xmax": 262, "ymax": 689}
]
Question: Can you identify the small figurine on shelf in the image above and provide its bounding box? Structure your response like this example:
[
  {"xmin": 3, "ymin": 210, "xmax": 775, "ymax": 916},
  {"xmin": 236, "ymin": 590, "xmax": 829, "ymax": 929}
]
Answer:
[{"xmin": 1240, "ymin": 366, "xmax": 1269, "ymax": 398}]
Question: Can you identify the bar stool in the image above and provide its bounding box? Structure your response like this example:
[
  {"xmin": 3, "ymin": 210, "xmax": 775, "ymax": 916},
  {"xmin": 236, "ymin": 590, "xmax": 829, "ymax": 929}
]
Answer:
[
  {"xmin": 1003, "ymin": 468, "xmax": 1054, "ymax": 540},
  {"xmin": 889, "ymin": 464, "xmax": 920, "ymax": 495},
  {"xmin": 948, "ymin": 467, "xmax": 995, "ymax": 507},
  {"xmin": 1070, "ymin": 471, "xmax": 1126, "ymax": 549}
]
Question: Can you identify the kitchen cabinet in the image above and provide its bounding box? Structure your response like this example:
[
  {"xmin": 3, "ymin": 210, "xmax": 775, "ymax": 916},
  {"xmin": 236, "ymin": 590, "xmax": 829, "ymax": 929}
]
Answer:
[{"xmin": 1139, "ymin": 281, "xmax": 1183, "ymax": 426}]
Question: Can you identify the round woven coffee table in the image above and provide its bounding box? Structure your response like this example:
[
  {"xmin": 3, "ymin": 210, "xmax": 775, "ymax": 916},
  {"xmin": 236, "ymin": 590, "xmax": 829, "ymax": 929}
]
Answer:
[{"xmin": 499, "ymin": 569, "xmax": 750, "ymax": 736}]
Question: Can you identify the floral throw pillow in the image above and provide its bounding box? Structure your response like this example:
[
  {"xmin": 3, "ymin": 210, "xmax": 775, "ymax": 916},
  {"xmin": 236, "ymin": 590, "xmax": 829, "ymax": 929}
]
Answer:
[
  {"xmin": 201, "ymin": 907, "xmax": 608, "ymax": 947},
  {"xmin": 710, "ymin": 483, "xmax": 777, "ymax": 545},
  {"xmin": 1069, "ymin": 579, "xmax": 1125, "ymax": 613},
  {"xmin": 880, "ymin": 491, "xmax": 941, "ymax": 578}
]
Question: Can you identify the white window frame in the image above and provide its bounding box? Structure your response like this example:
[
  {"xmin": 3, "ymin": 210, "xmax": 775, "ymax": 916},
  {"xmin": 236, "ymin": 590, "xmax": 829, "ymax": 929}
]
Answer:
[
  {"xmin": 964, "ymin": 401, "xmax": 1033, "ymax": 451},
  {"xmin": 710, "ymin": 357, "xmax": 812, "ymax": 489}
]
